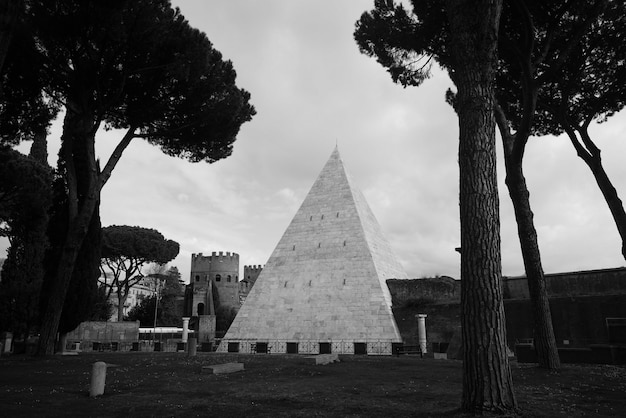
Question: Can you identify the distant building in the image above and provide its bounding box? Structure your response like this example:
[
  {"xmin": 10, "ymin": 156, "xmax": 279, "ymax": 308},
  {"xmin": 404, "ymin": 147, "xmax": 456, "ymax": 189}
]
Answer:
[{"xmin": 100, "ymin": 273, "xmax": 157, "ymax": 321}]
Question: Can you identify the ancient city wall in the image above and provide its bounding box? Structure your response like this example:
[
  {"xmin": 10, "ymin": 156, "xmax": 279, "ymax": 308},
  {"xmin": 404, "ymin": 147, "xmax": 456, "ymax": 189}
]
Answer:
[
  {"xmin": 388, "ymin": 268, "xmax": 626, "ymax": 352},
  {"xmin": 386, "ymin": 276, "xmax": 460, "ymax": 307},
  {"xmin": 503, "ymin": 267, "xmax": 626, "ymax": 299}
]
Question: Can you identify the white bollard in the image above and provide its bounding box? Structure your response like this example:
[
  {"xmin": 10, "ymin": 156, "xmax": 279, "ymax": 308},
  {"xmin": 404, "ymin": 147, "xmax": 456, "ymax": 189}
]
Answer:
[
  {"xmin": 89, "ymin": 361, "xmax": 107, "ymax": 397},
  {"xmin": 417, "ymin": 314, "xmax": 428, "ymax": 354},
  {"xmin": 182, "ymin": 317, "xmax": 190, "ymax": 343}
]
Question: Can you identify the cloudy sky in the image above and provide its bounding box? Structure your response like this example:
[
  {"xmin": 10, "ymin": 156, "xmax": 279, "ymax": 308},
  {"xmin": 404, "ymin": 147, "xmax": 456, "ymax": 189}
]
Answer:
[{"xmin": 4, "ymin": 0, "xmax": 626, "ymax": 282}]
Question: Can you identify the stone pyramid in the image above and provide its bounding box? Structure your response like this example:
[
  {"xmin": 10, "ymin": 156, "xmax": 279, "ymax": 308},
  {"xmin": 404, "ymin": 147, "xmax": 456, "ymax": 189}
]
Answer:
[{"xmin": 218, "ymin": 147, "xmax": 408, "ymax": 355}]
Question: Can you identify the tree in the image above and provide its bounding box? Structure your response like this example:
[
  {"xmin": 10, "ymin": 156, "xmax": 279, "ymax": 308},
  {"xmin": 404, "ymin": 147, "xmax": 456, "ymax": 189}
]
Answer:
[
  {"xmin": 25, "ymin": 0, "xmax": 255, "ymax": 355},
  {"xmin": 356, "ymin": 0, "xmax": 517, "ymax": 412},
  {"xmin": 87, "ymin": 286, "xmax": 114, "ymax": 322},
  {"xmin": 530, "ymin": 2, "xmax": 626, "ymax": 261},
  {"xmin": 0, "ymin": 146, "xmax": 51, "ymax": 340},
  {"xmin": 355, "ymin": 0, "xmax": 614, "ymax": 371},
  {"xmin": 100, "ymin": 225, "xmax": 179, "ymax": 321},
  {"xmin": 444, "ymin": 0, "xmax": 517, "ymax": 411},
  {"xmin": 37, "ymin": 176, "xmax": 104, "ymax": 352}
]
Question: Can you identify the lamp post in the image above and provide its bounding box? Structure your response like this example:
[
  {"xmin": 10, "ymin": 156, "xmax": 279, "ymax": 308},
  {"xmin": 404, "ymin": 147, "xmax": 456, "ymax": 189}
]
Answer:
[{"xmin": 152, "ymin": 277, "xmax": 163, "ymax": 343}]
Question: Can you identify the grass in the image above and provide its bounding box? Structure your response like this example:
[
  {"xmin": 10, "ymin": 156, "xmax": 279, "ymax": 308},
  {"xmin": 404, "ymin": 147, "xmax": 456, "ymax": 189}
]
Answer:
[{"xmin": 1, "ymin": 352, "xmax": 625, "ymax": 417}]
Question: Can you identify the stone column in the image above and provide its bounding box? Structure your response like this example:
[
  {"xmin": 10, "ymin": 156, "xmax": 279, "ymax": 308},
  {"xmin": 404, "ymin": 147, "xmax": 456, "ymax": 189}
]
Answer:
[
  {"xmin": 187, "ymin": 337, "xmax": 197, "ymax": 357},
  {"xmin": 89, "ymin": 361, "xmax": 107, "ymax": 397},
  {"xmin": 182, "ymin": 317, "xmax": 190, "ymax": 343},
  {"xmin": 417, "ymin": 314, "xmax": 428, "ymax": 353},
  {"xmin": 1, "ymin": 332, "xmax": 12, "ymax": 354}
]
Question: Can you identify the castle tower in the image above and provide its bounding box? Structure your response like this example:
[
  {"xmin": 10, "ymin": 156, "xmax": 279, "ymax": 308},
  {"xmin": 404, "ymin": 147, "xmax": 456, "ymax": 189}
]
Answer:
[
  {"xmin": 239, "ymin": 265, "xmax": 263, "ymax": 304},
  {"xmin": 218, "ymin": 147, "xmax": 408, "ymax": 355},
  {"xmin": 189, "ymin": 251, "xmax": 240, "ymax": 313}
]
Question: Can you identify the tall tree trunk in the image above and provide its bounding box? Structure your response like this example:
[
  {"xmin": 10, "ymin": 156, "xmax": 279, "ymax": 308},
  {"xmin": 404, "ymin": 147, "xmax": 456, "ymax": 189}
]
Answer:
[
  {"xmin": 504, "ymin": 158, "xmax": 560, "ymax": 369},
  {"xmin": 564, "ymin": 126, "xmax": 626, "ymax": 261},
  {"xmin": 37, "ymin": 120, "xmax": 135, "ymax": 355},
  {"xmin": 37, "ymin": 106, "xmax": 99, "ymax": 356},
  {"xmin": 589, "ymin": 161, "xmax": 626, "ymax": 260},
  {"xmin": 445, "ymin": 0, "xmax": 517, "ymax": 413},
  {"xmin": 37, "ymin": 197, "xmax": 98, "ymax": 354},
  {"xmin": 117, "ymin": 290, "xmax": 128, "ymax": 322}
]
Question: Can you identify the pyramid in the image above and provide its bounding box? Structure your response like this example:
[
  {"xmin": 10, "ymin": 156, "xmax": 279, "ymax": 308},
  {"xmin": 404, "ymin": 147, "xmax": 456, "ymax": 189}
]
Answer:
[{"xmin": 218, "ymin": 147, "xmax": 408, "ymax": 355}]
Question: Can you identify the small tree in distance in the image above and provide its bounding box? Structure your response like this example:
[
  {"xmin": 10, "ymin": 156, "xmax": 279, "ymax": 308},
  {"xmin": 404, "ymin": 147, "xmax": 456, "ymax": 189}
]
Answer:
[{"xmin": 100, "ymin": 225, "xmax": 179, "ymax": 321}]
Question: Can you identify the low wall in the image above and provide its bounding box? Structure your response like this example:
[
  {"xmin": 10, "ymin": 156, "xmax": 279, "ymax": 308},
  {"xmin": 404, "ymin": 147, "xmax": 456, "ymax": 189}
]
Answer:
[{"xmin": 65, "ymin": 321, "xmax": 140, "ymax": 343}]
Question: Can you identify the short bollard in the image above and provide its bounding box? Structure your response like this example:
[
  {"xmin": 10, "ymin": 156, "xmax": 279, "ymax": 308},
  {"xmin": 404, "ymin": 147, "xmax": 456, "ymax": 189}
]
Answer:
[
  {"xmin": 89, "ymin": 361, "xmax": 107, "ymax": 397},
  {"xmin": 187, "ymin": 337, "xmax": 197, "ymax": 357}
]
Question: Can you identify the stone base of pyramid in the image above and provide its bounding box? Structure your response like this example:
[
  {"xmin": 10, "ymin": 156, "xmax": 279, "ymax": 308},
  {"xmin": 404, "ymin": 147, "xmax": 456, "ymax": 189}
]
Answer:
[{"xmin": 216, "ymin": 339, "xmax": 401, "ymax": 356}]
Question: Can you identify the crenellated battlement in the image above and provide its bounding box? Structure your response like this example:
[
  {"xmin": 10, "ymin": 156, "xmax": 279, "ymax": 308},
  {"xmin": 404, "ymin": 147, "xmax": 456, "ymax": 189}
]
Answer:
[
  {"xmin": 191, "ymin": 251, "xmax": 240, "ymax": 272},
  {"xmin": 243, "ymin": 264, "xmax": 264, "ymax": 288}
]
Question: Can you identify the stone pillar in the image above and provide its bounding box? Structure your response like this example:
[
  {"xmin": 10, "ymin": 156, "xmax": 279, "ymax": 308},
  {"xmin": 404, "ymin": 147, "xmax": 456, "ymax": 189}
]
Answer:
[
  {"xmin": 1, "ymin": 332, "xmax": 13, "ymax": 354},
  {"xmin": 417, "ymin": 314, "xmax": 428, "ymax": 353},
  {"xmin": 182, "ymin": 317, "xmax": 190, "ymax": 343},
  {"xmin": 198, "ymin": 315, "xmax": 216, "ymax": 344},
  {"xmin": 187, "ymin": 337, "xmax": 197, "ymax": 357},
  {"xmin": 89, "ymin": 361, "xmax": 107, "ymax": 397}
]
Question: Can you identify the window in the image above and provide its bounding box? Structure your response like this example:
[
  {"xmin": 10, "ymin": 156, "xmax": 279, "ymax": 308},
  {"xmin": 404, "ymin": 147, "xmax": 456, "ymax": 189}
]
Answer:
[
  {"xmin": 287, "ymin": 342, "xmax": 299, "ymax": 354},
  {"xmin": 319, "ymin": 342, "xmax": 331, "ymax": 354},
  {"xmin": 255, "ymin": 342, "xmax": 268, "ymax": 354},
  {"xmin": 227, "ymin": 342, "xmax": 240, "ymax": 353},
  {"xmin": 227, "ymin": 275, "xmax": 232, "ymax": 282},
  {"xmin": 197, "ymin": 303, "xmax": 205, "ymax": 316},
  {"xmin": 354, "ymin": 342, "xmax": 367, "ymax": 355},
  {"xmin": 215, "ymin": 274, "xmax": 221, "ymax": 282},
  {"xmin": 195, "ymin": 275, "xmax": 200, "ymax": 282}
]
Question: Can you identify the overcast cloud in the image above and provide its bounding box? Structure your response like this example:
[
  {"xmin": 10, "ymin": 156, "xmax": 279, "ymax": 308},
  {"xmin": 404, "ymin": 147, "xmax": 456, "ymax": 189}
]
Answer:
[{"xmin": 3, "ymin": 1, "xmax": 626, "ymax": 282}]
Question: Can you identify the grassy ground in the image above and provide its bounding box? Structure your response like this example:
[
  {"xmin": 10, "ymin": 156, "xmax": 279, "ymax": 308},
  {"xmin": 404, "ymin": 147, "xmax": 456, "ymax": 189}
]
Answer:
[{"xmin": 1, "ymin": 352, "xmax": 625, "ymax": 417}]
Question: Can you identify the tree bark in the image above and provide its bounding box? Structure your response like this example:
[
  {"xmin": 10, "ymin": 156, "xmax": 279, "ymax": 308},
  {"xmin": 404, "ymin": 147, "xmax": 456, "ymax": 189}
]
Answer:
[
  {"xmin": 504, "ymin": 157, "xmax": 560, "ymax": 369},
  {"xmin": 495, "ymin": 100, "xmax": 561, "ymax": 370},
  {"xmin": 445, "ymin": 0, "xmax": 517, "ymax": 413}
]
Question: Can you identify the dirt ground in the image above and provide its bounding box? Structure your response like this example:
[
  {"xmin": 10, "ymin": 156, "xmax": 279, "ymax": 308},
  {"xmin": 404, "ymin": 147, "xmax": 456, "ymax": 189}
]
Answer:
[{"xmin": 1, "ymin": 352, "xmax": 625, "ymax": 417}]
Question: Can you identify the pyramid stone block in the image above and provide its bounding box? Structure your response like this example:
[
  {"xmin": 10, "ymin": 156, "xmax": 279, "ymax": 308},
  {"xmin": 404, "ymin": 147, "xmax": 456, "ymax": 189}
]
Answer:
[{"xmin": 218, "ymin": 148, "xmax": 408, "ymax": 355}]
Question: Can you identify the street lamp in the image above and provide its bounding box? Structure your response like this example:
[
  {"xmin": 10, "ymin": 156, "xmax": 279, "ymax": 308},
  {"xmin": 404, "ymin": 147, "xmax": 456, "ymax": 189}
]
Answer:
[{"xmin": 152, "ymin": 276, "xmax": 163, "ymax": 343}]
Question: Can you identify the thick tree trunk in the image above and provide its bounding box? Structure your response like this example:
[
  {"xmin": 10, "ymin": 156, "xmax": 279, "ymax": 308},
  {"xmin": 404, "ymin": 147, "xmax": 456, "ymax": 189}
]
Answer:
[
  {"xmin": 445, "ymin": 0, "xmax": 517, "ymax": 413},
  {"xmin": 37, "ymin": 202, "xmax": 97, "ymax": 354},
  {"xmin": 504, "ymin": 159, "xmax": 560, "ymax": 369},
  {"xmin": 37, "ymin": 107, "xmax": 99, "ymax": 356}
]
